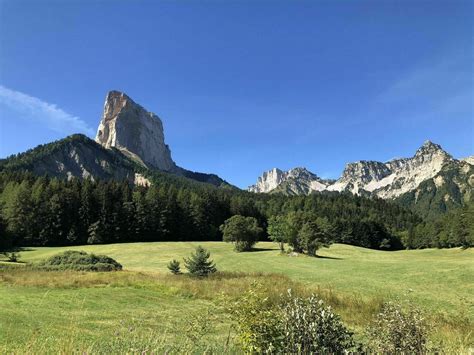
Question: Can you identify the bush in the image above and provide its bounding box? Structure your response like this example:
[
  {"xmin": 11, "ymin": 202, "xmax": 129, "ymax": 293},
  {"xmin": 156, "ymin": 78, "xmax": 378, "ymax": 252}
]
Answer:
[
  {"xmin": 167, "ymin": 259, "xmax": 181, "ymax": 274},
  {"xmin": 228, "ymin": 284, "xmax": 359, "ymax": 353},
  {"xmin": 2, "ymin": 251, "xmax": 20, "ymax": 262},
  {"xmin": 37, "ymin": 250, "xmax": 122, "ymax": 271},
  {"xmin": 184, "ymin": 246, "xmax": 217, "ymax": 277},
  {"xmin": 280, "ymin": 291, "xmax": 358, "ymax": 353},
  {"xmin": 220, "ymin": 215, "xmax": 262, "ymax": 252},
  {"xmin": 367, "ymin": 301, "xmax": 429, "ymax": 353},
  {"xmin": 227, "ymin": 283, "xmax": 282, "ymax": 353}
]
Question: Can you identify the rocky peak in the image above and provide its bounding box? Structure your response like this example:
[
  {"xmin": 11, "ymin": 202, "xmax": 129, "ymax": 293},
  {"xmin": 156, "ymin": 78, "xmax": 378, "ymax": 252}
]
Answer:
[
  {"xmin": 415, "ymin": 140, "xmax": 450, "ymax": 160},
  {"xmin": 95, "ymin": 90, "xmax": 178, "ymax": 172},
  {"xmin": 248, "ymin": 167, "xmax": 329, "ymax": 194}
]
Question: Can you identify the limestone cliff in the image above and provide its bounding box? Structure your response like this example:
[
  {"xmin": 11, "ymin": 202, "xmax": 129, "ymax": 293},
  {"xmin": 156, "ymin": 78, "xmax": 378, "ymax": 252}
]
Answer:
[{"xmin": 96, "ymin": 91, "xmax": 177, "ymax": 172}]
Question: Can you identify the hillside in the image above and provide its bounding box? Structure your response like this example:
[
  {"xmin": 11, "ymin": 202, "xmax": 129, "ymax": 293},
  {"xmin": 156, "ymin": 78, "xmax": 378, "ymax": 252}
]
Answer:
[{"xmin": 0, "ymin": 134, "xmax": 140, "ymax": 182}]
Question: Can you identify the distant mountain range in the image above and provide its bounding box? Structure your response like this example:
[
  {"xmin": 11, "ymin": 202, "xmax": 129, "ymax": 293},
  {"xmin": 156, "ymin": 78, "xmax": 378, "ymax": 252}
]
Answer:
[
  {"xmin": 1, "ymin": 90, "xmax": 472, "ymax": 218},
  {"xmin": 249, "ymin": 142, "xmax": 474, "ymax": 217}
]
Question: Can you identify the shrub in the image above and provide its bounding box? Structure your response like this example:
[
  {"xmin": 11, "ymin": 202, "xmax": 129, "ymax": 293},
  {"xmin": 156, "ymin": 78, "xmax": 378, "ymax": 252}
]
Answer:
[
  {"xmin": 184, "ymin": 246, "xmax": 217, "ymax": 277},
  {"xmin": 37, "ymin": 250, "xmax": 122, "ymax": 271},
  {"xmin": 228, "ymin": 284, "xmax": 359, "ymax": 353},
  {"xmin": 2, "ymin": 251, "xmax": 20, "ymax": 262},
  {"xmin": 280, "ymin": 291, "xmax": 358, "ymax": 353},
  {"xmin": 367, "ymin": 301, "xmax": 429, "ymax": 353},
  {"xmin": 220, "ymin": 215, "xmax": 262, "ymax": 252},
  {"xmin": 167, "ymin": 259, "xmax": 181, "ymax": 274},
  {"xmin": 227, "ymin": 283, "xmax": 282, "ymax": 353}
]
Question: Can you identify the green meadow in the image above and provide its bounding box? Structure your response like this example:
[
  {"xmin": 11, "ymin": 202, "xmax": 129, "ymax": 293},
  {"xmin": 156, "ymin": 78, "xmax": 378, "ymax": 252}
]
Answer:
[{"xmin": 1, "ymin": 242, "xmax": 473, "ymax": 353}]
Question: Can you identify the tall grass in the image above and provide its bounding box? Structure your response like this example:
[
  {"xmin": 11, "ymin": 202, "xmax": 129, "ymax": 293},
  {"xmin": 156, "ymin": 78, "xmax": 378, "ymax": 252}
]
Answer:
[{"xmin": 1, "ymin": 268, "xmax": 472, "ymax": 353}]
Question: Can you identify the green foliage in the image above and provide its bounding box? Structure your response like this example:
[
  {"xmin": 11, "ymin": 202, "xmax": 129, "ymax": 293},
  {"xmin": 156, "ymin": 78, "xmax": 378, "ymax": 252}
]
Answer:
[
  {"xmin": 37, "ymin": 250, "xmax": 122, "ymax": 271},
  {"xmin": 2, "ymin": 251, "xmax": 20, "ymax": 262},
  {"xmin": 297, "ymin": 218, "xmax": 334, "ymax": 256},
  {"xmin": 167, "ymin": 259, "xmax": 181, "ymax": 274},
  {"xmin": 267, "ymin": 215, "xmax": 288, "ymax": 251},
  {"xmin": 228, "ymin": 283, "xmax": 359, "ymax": 353},
  {"xmin": 226, "ymin": 283, "xmax": 282, "ymax": 353},
  {"xmin": 184, "ymin": 246, "xmax": 217, "ymax": 277},
  {"xmin": 0, "ymin": 169, "xmax": 439, "ymax": 250},
  {"xmin": 280, "ymin": 291, "xmax": 359, "ymax": 353},
  {"xmin": 220, "ymin": 215, "xmax": 262, "ymax": 252},
  {"xmin": 404, "ymin": 203, "xmax": 474, "ymax": 249},
  {"xmin": 367, "ymin": 301, "xmax": 430, "ymax": 353}
]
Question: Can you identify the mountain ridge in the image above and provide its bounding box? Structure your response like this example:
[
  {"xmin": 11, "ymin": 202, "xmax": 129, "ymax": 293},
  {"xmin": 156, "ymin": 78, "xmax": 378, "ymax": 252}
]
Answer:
[{"xmin": 249, "ymin": 141, "xmax": 473, "ymax": 216}]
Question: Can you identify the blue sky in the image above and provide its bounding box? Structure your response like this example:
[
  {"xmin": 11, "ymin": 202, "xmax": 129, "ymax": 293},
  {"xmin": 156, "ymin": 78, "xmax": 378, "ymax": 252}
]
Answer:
[{"xmin": 0, "ymin": 0, "xmax": 472, "ymax": 188}]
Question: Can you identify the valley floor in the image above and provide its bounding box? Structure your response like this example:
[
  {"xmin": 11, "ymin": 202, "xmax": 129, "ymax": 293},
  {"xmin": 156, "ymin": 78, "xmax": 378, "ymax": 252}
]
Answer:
[{"xmin": 1, "ymin": 242, "xmax": 472, "ymax": 353}]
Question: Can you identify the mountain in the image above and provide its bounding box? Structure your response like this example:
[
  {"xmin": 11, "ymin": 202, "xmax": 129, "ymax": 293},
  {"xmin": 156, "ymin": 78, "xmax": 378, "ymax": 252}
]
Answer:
[
  {"xmin": 0, "ymin": 134, "xmax": 142, "ymax": 182},
  {"xmin": 0, "ymin": 91, "xmax": 229, "ymax": 187},
  {"xmin": 248, "ymin": 167, "xmax": 333, "ymax": 195},
  {"xmin": 248, "ymin": 141, "xmax": 474, "ymax": 216}
]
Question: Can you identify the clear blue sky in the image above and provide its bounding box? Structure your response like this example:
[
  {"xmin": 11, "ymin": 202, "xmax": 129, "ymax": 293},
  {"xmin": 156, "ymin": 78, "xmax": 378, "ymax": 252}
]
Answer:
[{"xmin": 0, "ymin": 0, "xmax": 472, "ymax": 188}]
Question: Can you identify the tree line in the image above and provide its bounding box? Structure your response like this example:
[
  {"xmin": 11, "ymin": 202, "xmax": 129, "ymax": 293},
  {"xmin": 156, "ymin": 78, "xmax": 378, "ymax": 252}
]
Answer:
[{"xmin": 0, "ymin": 171, "xmax": 471, "ymax": 251}]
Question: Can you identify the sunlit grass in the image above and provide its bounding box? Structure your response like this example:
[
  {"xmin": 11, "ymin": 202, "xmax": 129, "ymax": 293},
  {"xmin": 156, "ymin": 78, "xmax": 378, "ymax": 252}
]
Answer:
[{"xmin": 1, "ymin": 242, "xmax": 472, "ymax": 352}]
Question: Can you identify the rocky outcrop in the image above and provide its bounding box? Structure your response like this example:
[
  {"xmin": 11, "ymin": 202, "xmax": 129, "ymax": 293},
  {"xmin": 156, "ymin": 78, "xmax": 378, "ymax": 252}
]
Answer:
[
  {"xmin": 249, "ymin": 167, "xmax": 332, "ymax": 195},
  {"xmin": 95, "ymin": 91, "xmax": 229, "ymax": 187},
  {"xmin": 462, "ymin": 156, "xmax": 474, "ymax": 165},
  {"xmin": 96, "ymin": 91, "xmax": 178, "ymax": 172}
]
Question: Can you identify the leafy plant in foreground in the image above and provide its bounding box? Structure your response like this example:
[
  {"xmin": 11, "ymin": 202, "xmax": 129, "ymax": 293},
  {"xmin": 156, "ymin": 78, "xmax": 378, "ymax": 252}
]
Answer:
[
  {"xmin": 227, "ymin": 283, "xmax": 359, "ymax": 353},
  {"xmin": 367, "ymin": 301, "xmax": 430, "ymax": 353}
]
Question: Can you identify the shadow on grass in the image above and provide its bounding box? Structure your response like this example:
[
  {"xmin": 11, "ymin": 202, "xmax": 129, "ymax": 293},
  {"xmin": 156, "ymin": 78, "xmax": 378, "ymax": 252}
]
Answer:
[
  {"xmin": 314, "ymin": 255, "xmax": 342, "ymax": 260},
  {"xmin": 248, "ymin": 247, "xmax": 276, "ymax": 252}
]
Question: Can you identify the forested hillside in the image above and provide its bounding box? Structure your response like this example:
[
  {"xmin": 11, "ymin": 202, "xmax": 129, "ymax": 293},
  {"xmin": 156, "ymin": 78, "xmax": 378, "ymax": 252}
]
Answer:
[
  {"xmin": 0, "ymin": 170, "xmax": 411, "ymax": 248},
  {"xmin": 2, "ymin": 169, "xmax": 469, "ymax": 251}
]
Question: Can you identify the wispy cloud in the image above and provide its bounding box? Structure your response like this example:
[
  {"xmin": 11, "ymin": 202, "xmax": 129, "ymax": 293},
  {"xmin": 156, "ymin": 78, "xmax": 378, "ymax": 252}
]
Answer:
[
  {"xmin": 375, "ymin": 52, "xmax": 473, "ymax": 119},
  {"xmin": 0, "ymin": 85, "xmax": 94, "ymax": 136}
]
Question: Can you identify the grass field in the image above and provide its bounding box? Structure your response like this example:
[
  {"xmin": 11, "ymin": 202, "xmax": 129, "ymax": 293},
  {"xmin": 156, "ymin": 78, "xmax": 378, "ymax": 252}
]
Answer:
[{"xmin": 1, "ymin": 242, "xmax": 473, "ymax": 353}]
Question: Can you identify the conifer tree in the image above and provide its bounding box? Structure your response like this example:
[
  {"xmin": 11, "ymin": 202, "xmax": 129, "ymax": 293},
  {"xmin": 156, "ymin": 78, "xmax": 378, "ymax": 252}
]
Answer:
[{"xmin": 184, "ymin": 246, "xmax": 217, "ymax": 277}]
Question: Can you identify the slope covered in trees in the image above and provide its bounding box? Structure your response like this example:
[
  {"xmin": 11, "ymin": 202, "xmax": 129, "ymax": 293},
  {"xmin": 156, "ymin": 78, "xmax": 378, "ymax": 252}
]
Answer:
[{"xmin": 0, "ymin": 169, "xmax": 448, "ymax": 251}]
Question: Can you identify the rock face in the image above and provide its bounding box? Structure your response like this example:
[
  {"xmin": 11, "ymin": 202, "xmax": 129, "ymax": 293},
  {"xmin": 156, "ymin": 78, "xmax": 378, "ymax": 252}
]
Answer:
[
  {"xmin": 327, "ymin": 141, "xmax": 454, "ymax": 198},
  {"xmin": 94, "ymin": 91, "xmax": 229, "ymax": 187},
  {"xmin": 249, "ymin": 167, "xmax": 332, "ymax": 195},
  {"xmin": 249, "ymin": 141, "xmax": 473, "ymax": 206},
  {"xmin": 96, "ymin": 91, "xmax": 177, "ymax": 172},
  {"xmin": 462, "ymin": 156, "xmax": 474, "ymax": 165}
]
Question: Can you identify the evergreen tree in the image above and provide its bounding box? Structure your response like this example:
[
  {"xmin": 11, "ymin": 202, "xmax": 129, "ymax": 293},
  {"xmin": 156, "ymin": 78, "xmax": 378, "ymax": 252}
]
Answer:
[
  {"xmin": 184, "ymin": 246, "xmax": 217, "ymax": 277},
  {"xmin": 167, "ymin": 259, "xmax": 181, "ymax": 274}
]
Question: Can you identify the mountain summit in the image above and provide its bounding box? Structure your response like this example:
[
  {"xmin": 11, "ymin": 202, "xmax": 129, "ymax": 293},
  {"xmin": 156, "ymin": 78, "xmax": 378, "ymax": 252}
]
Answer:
[
  {"xmin": 96, "ymin": 91, "xmax": 177, "ymax": 172},
  {"xmin": 0, "ymin": 90, "xmax": 229, "ymax": 187}
]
